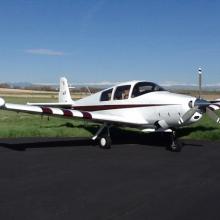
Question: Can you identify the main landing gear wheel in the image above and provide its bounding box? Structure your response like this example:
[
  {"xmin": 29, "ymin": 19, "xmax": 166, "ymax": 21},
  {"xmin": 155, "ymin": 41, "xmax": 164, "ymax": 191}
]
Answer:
[
  {"xmin": 99, "ymin": 135, "xmax": 112, "ymax": 149},
  {"xmin": 92, "ymin": 123, "xmax": 112, "ymax": 149}
]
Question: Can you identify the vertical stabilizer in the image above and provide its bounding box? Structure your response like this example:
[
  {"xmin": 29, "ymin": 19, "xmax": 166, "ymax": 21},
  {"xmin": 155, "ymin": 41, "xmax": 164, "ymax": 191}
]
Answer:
[{"xmin": 59, "ymin": 77, "xmax": 74, "ymax": 104}]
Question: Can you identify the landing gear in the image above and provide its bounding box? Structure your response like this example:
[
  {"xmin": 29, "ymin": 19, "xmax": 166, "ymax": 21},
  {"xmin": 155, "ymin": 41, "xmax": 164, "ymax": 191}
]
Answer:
[
  {"xmin": 92, "ymin": 123, "xmax": 112, "ymax": 149},
  {"xmin": 167, "ymin": 131, "xmax": 182, "ymax": 152}
]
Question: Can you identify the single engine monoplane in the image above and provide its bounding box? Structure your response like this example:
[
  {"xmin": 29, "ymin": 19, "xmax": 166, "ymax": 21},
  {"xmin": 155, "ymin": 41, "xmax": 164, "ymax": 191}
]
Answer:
[{"xmin": 0, "ymin": 69, "xmax": 219, "ymax": 151}]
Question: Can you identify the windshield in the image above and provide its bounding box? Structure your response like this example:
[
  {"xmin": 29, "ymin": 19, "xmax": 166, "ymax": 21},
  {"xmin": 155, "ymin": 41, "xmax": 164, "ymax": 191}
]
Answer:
[{"xmin": 131, "ymin": 82, "xmax": 166, "ymax": 98}]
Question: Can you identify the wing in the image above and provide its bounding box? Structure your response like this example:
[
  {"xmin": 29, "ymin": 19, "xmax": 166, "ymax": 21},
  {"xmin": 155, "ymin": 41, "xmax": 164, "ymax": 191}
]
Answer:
[{"xmin": 0, "ymin": 98, "xmax": 148, "ymax": 126}]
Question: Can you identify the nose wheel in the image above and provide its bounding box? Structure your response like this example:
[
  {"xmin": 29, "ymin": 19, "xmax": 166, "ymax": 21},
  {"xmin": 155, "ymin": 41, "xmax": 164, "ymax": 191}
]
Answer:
[{"xmin": 167, "ymin": 131, "xmax": 182, "ymax": 152}]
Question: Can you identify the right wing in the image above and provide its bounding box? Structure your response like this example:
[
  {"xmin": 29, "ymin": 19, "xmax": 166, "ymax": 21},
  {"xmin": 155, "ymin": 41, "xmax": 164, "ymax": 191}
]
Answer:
[{"xmin": 0, "ymin": 98, "xmax": 148, "ymax": 126}]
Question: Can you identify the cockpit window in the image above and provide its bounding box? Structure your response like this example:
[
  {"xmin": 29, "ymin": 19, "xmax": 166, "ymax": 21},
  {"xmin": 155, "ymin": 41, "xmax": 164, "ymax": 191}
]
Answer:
[
  {"xmin": 131, "ymin": 82, "xmax": 166, "ymax": 98},
  {"xmin": 100, "ymin": 88, "xmax": 113, "ymax": 101},
  {"xmin": 113, "ymin": 85, "xmax": 131, "ymax": 100}
]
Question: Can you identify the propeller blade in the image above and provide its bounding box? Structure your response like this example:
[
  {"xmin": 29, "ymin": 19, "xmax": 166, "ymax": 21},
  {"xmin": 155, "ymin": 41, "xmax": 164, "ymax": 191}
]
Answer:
[
  {"xmin": 179, "ymin": 107, "xmax": 198, "ymax": 124},
  {"xmin": 206, "ymin": 107, "xmax": 220, "ymax": 123}
]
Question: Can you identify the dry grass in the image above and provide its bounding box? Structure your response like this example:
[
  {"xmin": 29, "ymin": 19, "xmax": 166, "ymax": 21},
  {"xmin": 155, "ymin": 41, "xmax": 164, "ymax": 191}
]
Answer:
[
  {"xmin": 171, "ymin": 90, "xmax": 220, "ymax": 100},
  {"xmin": 0, "ymin": 88, "xmax": 89, "ymax": 99},
  {"xmin": 0, "ymin": 88, "xmax": 56, "ymax": 94},
  {"xmin": 1, "ymin": 87, "xmax": 220, "ymax": 101}
]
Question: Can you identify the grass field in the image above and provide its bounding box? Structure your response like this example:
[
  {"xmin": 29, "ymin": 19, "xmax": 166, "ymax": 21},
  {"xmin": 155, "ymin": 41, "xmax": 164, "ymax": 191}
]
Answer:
[{"xmin": 0, "ymin": 95, "xmax": 220, "ymax": 140}]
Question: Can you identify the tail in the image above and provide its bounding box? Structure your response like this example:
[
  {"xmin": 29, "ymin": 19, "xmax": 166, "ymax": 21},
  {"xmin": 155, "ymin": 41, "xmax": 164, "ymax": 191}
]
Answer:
[{"xmin": 59, "ymin": 77, "xmax": 74, "ymax": 104}]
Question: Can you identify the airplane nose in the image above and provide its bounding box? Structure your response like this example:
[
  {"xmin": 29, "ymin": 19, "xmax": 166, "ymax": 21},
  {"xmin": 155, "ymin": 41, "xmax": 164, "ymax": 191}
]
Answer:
[{"xmin": 194, "ymin": 98, "xmax": 210, "ymax": 108}]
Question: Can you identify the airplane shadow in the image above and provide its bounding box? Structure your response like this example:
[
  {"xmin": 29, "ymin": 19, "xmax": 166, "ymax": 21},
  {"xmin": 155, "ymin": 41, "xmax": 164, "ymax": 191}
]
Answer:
[
  {"xmin": 0, "ymin": 137, "xmax": 94, "ymax": 151},
  {"xmin": 0, "ymin": 124, "xmax": 214, "ymax": 151}
]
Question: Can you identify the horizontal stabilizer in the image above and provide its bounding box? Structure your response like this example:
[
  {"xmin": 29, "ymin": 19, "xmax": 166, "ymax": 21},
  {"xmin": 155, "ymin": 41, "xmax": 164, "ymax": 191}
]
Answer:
[
  {"xmin": 26, "ymin": 77, "xmax": 75, "ymax": 108},
  {"xmin": 27, "ymin": 102, "xmax": 73, "ymax": 108}
]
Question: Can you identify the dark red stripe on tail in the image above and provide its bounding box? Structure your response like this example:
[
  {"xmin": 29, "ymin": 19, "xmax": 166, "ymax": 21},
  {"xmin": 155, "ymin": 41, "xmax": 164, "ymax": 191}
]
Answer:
[
  {"xmin": 41, "ymin": 107, "xmax": 53, "ymax": 114},
  {"xmin": 63, "ymin": 109, "xmax": 73, "ymax": 117}
]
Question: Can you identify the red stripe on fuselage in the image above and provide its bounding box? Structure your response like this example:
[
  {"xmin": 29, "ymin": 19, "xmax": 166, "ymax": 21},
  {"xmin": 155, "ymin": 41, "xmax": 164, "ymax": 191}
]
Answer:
[{"xmin": 72, "ymin": 104, "xmax": 176, "ymax": 112}]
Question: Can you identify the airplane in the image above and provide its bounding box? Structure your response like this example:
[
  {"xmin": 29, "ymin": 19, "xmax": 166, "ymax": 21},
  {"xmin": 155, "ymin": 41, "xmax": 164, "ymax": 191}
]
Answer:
[{"xmin": 0, "ymin": 69, "xmax": 220, "ymax": 152}]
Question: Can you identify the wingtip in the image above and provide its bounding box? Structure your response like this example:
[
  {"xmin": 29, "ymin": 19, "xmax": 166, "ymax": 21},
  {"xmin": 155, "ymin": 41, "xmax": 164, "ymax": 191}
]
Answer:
[{"xmin": 0, "ymin": 97, "xmax": 5, "ymax": 107}]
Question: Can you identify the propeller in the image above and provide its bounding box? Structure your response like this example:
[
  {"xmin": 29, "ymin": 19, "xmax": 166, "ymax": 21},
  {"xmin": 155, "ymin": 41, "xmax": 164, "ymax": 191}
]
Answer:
[
  {"xmin": 206, "ymin": 107, "xmax": 220, "ymax": 123},
  {"xmin": 178, "ymin": 107, "xmax": 198, "ymax": 124},
  {"xmin": 179, "ymin": 68, "xmax": 220, "ymax": 124}
]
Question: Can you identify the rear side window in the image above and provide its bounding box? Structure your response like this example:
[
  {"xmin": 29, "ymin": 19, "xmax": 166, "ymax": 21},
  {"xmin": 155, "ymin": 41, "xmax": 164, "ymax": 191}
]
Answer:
[
  {"xmin": 113, "ymin": 85, "xmax": 131, "ymax": 100},
  {"xmin": 100, "ymin": 88, "xmax": 113, "ymax": 101}
]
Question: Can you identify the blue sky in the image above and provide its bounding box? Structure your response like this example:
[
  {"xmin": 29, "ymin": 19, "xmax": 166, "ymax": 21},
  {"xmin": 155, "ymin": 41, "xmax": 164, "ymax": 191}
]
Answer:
[{"xmin": 0, "ymin": 0, "xmax": 220, "ymax": 84}]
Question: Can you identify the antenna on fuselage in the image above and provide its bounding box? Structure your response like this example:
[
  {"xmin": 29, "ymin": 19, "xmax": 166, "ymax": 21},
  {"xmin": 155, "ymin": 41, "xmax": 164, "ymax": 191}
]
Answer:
[
  {"xmin": 86, "ymin": 86, "xmax": 92, "ymax": 95},
  {"xmin": 198, "ymin": 68, "xmax": 202, "ymax": 99}
]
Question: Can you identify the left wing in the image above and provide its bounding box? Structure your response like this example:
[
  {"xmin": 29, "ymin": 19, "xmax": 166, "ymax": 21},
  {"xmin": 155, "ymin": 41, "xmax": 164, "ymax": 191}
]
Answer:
[{"xmin": 0, "ymin": 98, "xmax": 148, "ymax": 126}]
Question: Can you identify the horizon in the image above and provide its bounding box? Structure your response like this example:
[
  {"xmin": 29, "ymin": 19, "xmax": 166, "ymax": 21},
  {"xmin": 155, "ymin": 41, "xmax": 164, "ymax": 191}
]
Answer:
[{"xmin": 2, "ymin": 79, "xmax": 220, "ymax": 91}]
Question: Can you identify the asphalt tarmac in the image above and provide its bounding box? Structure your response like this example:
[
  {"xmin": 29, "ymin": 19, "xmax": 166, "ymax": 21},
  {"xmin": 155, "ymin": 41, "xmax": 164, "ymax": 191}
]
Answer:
[{"xmin": 0, "ymin": 137, "xmax": 220, "ymax": 220}]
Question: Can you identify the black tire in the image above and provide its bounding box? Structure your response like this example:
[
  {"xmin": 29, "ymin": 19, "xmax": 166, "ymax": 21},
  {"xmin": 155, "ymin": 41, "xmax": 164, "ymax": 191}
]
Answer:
[
  {"xmin": 99, "ymin": 135, "xmax": 112, "ymax": 149},
  {"xmin": 168, "ymin": 140, "xmax": 182, "ymax": 152}
]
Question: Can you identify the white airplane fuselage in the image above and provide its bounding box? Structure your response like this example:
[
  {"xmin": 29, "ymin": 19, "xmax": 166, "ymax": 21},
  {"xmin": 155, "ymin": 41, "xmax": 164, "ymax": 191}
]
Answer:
[{"xmin": 72, "ymin": 81, "xmax": 202, "ymax": 128}]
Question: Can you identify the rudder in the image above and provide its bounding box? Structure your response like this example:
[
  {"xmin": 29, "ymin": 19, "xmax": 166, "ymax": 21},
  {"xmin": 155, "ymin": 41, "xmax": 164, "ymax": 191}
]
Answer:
[{"xmin": 59, "ymin": 77, "xmax": 74, "ymax": 104}]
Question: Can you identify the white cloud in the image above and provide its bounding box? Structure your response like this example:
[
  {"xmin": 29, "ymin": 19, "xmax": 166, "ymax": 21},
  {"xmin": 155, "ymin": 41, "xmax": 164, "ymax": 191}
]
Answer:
[
  {"xmin": 25, "ymin": 48, "xmax": 65, "ymax": 56},
  {"xmin": 160, "ymin": 81, "xmax": 220, "ymax": 88},
  {"xmin": 160, "ymin": 81, "xmax": 197, "ymax": 87}
]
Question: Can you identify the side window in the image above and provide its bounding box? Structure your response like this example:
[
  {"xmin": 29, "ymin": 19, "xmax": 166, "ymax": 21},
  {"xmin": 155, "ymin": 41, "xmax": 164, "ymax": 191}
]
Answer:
[
  {"xmin": 113, "ymin": 85, "xmax": 131, "ymax": 100},
  {"xmin": 100, "ymin": 88, "xmax": 113, "ymax": 101}
]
